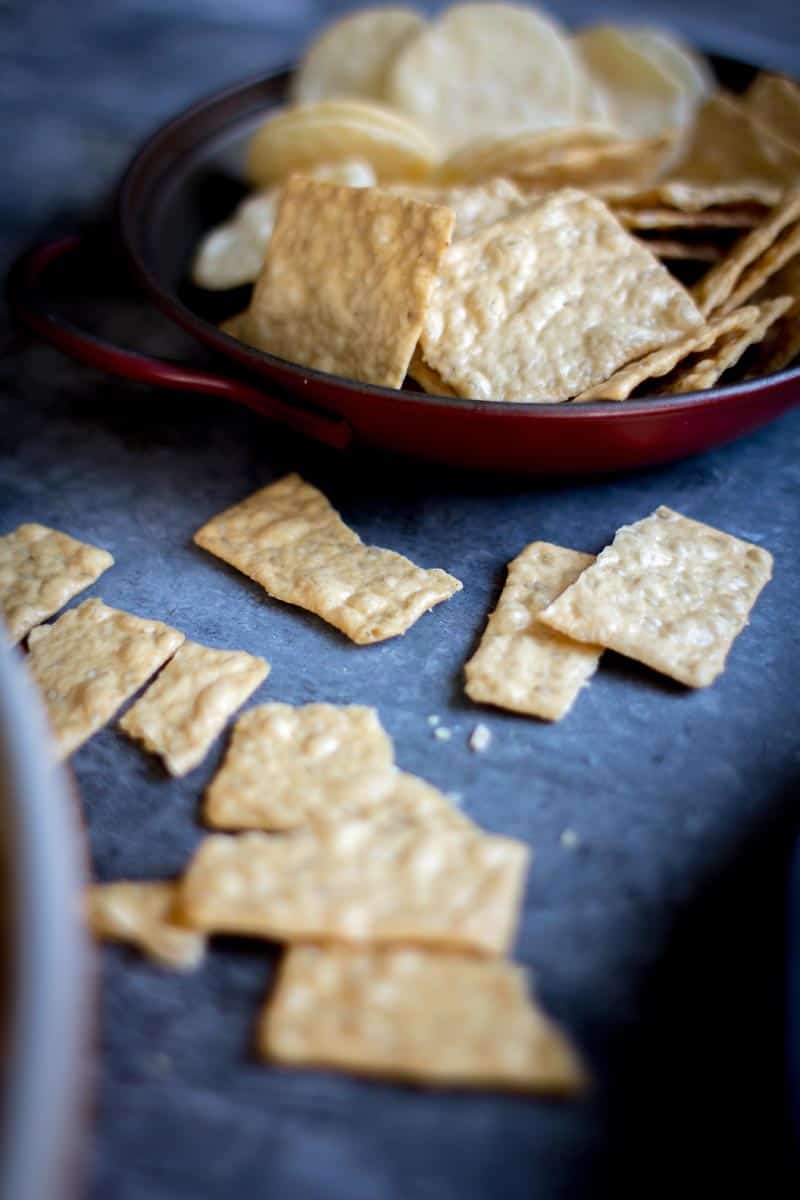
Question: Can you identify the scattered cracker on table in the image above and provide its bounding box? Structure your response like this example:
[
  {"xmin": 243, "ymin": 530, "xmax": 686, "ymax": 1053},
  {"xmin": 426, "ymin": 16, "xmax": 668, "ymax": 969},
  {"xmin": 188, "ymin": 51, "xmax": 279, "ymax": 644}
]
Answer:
[
  {"xmin": 179, "ymin": 822, "xmax": 529, "ymax": 955},
  {"xmin": 119, "ymin": 641, "xmax": 270, "ymax": 776},
  {"xmin": 659, "ymin": 296, "xmax": 793, "ymax": 393},
  {"xmin": 0, "ymin": 523, "xmax": 113, "ymax": 645},
  {"xmin": 692, "ymin": 189, "xmax": 800, "ymax": 316},
  {"xmin": 418, "ymin": 189, "xmax": 703, "ymax": 403},
  {"xmin": 26, "ymin": 598, "xmax": 184, "ymax": 760},
  {"xmin": 260, "ymin": 945, "xmax": 587, "ymax": 1093},
  {"xmin": 86, "ymin": 881, "xmax": 205, "ymax": 970},
  {"xmin": 204, "ymin": 702, "xmax": 396, "ymax": 831},
  {"xmin": 539, "ymin": 506, "xmax": 773, "ymax": 688},
  {"xmin": 193, "ymin": 473, "xmax": 461, "ymax": 644},
  {"xmin": 464, "ymin": 542, "xmax": 601, "ymax": 720},
  {"xmin": 572, "ymin": 306, "xmax": 761, "ymax": 401},
  {"xmin": 238, "ymin": 176, "xmax": 454, "ymax": 388}
]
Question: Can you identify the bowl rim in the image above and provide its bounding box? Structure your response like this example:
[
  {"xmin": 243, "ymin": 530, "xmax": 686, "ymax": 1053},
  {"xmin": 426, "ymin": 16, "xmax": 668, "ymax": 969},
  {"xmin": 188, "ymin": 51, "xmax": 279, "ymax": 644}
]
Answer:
[{"xmin": 116, "ymin": 61, "xmax": 800, "ymax": 422}]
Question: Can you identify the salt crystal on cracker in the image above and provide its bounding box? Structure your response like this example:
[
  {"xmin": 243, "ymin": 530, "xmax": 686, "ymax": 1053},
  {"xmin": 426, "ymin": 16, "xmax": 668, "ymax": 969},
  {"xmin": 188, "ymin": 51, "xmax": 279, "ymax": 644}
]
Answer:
[
  {"xmin": 465, "ymin": 542, "xmax": 600, "ymax": 720},
  {"xmin": 573, "ymin": 307, "xmax": 761, "ymax": 402},
  {"xmin": 659, "ymin": 296, "xmax": 793, "ymax": 394},
  {"xmin": 179, "ymin": 822, "xmax": 529, "ymax": 956},
  {"xmin": 194, "ymin": 474, "xmax": 461, "ymax": 644},
  {"xmin": 242, "ymin": 176, "xmax": 453, "ymax": 388},
  {"xmin": 86, "ymin": 881, "xmax": 205, "ymax": 970},
  {"xmin": 119, "ymin": 641, "xmax": 269, "ymax": 776},
  {"xmin": 419, "ymin": 189, "xmax": 703, "ymax": 403},
  {"xmin": 27, "ymin": 598, "xmax": 184, "ymax": 760},
  {"xmin": 204, "ymin": 702, "xmax": 395, "ymax": 831},
  {"xmin": 0, "ymin": 523, "xmax": 113, "ymax": 645},
  {"xmin": 260, "ymin": 945, "xmax": 586, "ymax": 1093},
  {"xmin": 539, "ymin": 507, "xmax": 772, "ymax": 688}
]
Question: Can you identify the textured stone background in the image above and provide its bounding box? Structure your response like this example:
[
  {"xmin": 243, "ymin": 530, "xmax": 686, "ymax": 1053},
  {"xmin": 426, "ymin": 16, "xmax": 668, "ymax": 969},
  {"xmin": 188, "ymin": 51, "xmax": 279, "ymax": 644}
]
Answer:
[{"xmin": 1, "ymin": 3, "xmax": 799, "ymax": 1198}]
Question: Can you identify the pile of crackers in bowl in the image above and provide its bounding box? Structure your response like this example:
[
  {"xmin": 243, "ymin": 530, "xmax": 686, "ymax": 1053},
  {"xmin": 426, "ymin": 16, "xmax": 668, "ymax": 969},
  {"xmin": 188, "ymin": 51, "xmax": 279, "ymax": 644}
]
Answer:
[
  {"xmin": 1, "ymin": 468, "xmax": 775, "ymax": 1093},
  {"xmin": 192, "ymin": 3, "xmax": 800, "ymax": 404}
]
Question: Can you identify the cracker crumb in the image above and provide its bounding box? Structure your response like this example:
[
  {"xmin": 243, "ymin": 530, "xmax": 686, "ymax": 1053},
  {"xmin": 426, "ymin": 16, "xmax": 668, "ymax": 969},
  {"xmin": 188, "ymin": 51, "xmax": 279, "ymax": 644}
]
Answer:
[
  {"xmin": 433, "ymin": 726, "xmax": 452, "ymax": 741},
  {"xmin": 560, "ymin": 828, "xmax": 581, "ymax": 851},
  {"xmin": 427, "ymin": 714, "xmax": 440, "ymax": 727},
  {"xmin": 469, "ymin": 723, "xmax": 492, "ymax": 753}
]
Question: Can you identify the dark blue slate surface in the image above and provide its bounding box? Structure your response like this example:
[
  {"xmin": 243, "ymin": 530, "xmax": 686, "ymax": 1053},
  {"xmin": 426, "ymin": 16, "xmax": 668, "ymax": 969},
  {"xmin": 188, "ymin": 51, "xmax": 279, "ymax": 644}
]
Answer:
[{"xmin": 1, "ymin": 3, "xmax": 799, "ymax": 1197}]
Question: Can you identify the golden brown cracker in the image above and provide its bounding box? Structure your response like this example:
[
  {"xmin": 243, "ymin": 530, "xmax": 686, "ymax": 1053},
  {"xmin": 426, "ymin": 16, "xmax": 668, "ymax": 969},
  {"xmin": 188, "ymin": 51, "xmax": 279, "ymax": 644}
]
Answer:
[
  {"xmin": 0, "ymin": 524, "xmax": 113, "ymax": 645},
  {"xmin": 119, "ymin": 641, "xmax": 270, "ymax": 776},
  {"xmin": 261, "ymin": 945, "xmax": 587, "ymax": 1093},
  {"xmin": 179, "ymin": 822, "xmax": 530, "ymax": 956},
  {"xmin": 659, "ymin": 296, "xmax": 793, "ymax": 392},
  {"xmin": 668, "ymin": 91, "xmax": 800, "ymax": 189},
  {"xmin": 539, "ymin": 506, "xmax": 772, "ymax": 688},
  {"xmin": 86, "ymin": 881, "xmax": 205, "ymax": 970},
  {"xmin": 27, "ymin": 598, "xmax": 184, "ymax": 760},
  {"xmin": 744, "ymin": 74, "xmax": 800, "ymax": 151},
  {"xmin": 193, "ymin": 474, "xmax": 461, "ymax": 644},
  {"xmin": 464, "ymin": 543, "xmax": 601, "ymax": 720},
  {"xmin": 419, "ymin": 189, "xmax": 703, "ymax": 403}
]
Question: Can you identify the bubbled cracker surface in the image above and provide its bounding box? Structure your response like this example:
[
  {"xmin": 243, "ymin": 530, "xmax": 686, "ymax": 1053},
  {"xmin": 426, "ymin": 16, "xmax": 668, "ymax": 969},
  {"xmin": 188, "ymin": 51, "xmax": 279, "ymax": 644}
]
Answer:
[
  {"xmin": 244, "ymin": 176, "xmax": 454, "ymax": 388},
  {"xmin": 660, "ymin": 297, "xmax": 793, "ymax": 393},
  {"xmin": 464, "ymin": 542, "xmax": 601, "ymax": 720},
  {"xmin": 204, "ymin": 702, "xmax": 396, "ymax": 830},
  {"xmin": 179, "ymin": 822, "xmax": 529, "ymax": 955},
  {"xmin": 193, "ymin": 474, "xmax": 461, "ymax": 644},
  {"xmin": 419, "ymin": 189, "xmax": 704, "ymax": 403},
  {"xmin": 27, "ymin": 598, "xmax": 184, "ymax": 759},
  {"xmin": 0, "ymin": 523, "xmax": 113, "ymax": 644},
  {"xmin": 386, "ymin": 178, "xmax": 529, "ymax": 239},
  {"xmin": 538, "ymin": 507, "xmax": 773, "ymax": 687},
  {"xmin": 119, "ymin": 641, "xmax": 269, "ymax": 776},
  {"xmin": 86, "ymin": 881, "xmax": 205, "ymax": 970},
  {"xmin": 260, "ymin": 945, "xmax": 586, "ymax": 1093}
]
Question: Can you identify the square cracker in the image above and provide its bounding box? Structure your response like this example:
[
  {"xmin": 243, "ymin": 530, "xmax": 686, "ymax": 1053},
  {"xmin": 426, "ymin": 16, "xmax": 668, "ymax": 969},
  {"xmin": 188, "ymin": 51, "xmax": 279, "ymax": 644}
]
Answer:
[
  {"xmin": 204, "ymin": 702, "xmax": 396, "ymax": 831},
  {"xmin": 464, "ymin": 543, "xmax": 601, "ymax": 721},
  {"xmin": 0, "ymin": 523, "xmax": 113, "ymax": 645},
  {"xmin": 178, "ymin": 822, "xmax": 530, "ymax": 956},
  {"xmin": 386, "ymin": 178, "xmax": 528, "ymax": 240},
  {"xmin": 538, "ymin": 507, "xmax": 773, "ymax": 688},
  {"xmin": 119, "ymin": 641, "xmax": 270, "ymax": 776},
  {"xmin": 27, "ymin": 598, "xmax": 184, "ymax": 759},
  {"xmin": 573, "ymin": 306, "xmax": 761, "ymax": 402},
  {"xmin": 693, "ymin": 190, "xmax": 800, "ymax": 315},
  {"xmin": 659, "ymin": 296, "xmax": 793, "ymax": 394},
  {"xmin": 86, "ymin": 881, "xmax": 205, "ymax": 970},
  {"xmin": 194, "ymin": 473, "xmax": 461, "ymax": 644},
  {"xmin": 744, "ymin": 74, "xmax": 800, "ymax": 151},
  {"xmin": 260, "ymin": 945, "xmax": 587, "ymax": 1094},
  {"xmin": 418, "ymin": 189, "xmax": 703, "ymax": 403},
  {"xmin": 746, "ymin": 252, "xmax": 800, "ymax": 373},
  {"xmin": 242, "ymin": 176, "xmax": 454, "ymax": 388}
]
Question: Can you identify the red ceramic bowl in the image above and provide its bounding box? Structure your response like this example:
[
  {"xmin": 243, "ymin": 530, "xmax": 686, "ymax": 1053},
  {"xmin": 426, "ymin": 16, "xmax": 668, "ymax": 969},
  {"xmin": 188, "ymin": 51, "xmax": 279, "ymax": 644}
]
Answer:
[{"xmin": 8, "ymin": 58, "xmax": 800, "ymax": 474}]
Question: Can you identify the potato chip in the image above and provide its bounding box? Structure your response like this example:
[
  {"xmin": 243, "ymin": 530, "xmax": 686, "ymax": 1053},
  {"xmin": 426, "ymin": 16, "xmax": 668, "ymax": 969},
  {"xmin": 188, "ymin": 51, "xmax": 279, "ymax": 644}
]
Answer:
[
  {"xmin": 86, "ymin": 881, "xmax": 205, "ymax": 970},
  {"xmin": 538, "ymin": 506, "xmax": 773, "ymax": 688},
  {"xmin": 659, "ymin": 296, "xmax": 793, "ymax": 393},
  {"xmin": 291, "ymin": 9, "xmax": 426, "ymax": 105},
  {"xmin": 744, "ymin": 73, "xmax": 800, "ymax": 151},
  {"xmin": 418, "ymin": 189, "xmax": 703, "ymax": 403},
  {"xmin": 119, "ymin": 641, "xmax": 269, "ymax": 776},
  {"xmin": 692, "ymin": 189, "xmax": 800, "ymax": 315},
  {"xmin": 241, "ymin": 177, "xmax": 454, "ymax": 389},
  {"xmin": 573, "ymin": 306, "xmax": 760, "ymax": 401},
  {"xmin": 575, "ymin": 25, "xmax": 692, "ymax": 137},
  {"xmin": 27, "ymin": 598, "xmax": 184, "ymax": 760},
  {"xmin": 0, "ymin": 523, "xmax": 113, "ymax": 645},
  {"xmin": 246, "ymin": 100, "xmax": 440, "ymax": 187},
  {"xmin": 464, "ymin": 542, "xmax": 601, "ymax": 720},
  {"xmin": 204, "ymin": 703, "xmax": 396, "ymax": 831},
  {"xmin": 179, "ymin": 822, "xmax": 530, "ymax": 955},
  {"xmin": 668, "ymin": 91, "xmax": 800, "ymax": 189},
  {"xmin": 386, "ymin": 177, "xmax": 528, "ymax": 239},
  {"xmin": 386, "ymin": 3, "xmax": 581, "ymax": 150},
  {"xmin": 192, "ymin": 160, "xmax": 377, "ymax": 290},
  {"xmin": 194, "ymin": 474, "xmax": 461, "ymax": 644},
  {"xmin": 629, "ymin": 28, "xmax": 714, "ymax": 109},
  {"xmin": 261, "ymin": 945, "xmax": 587, "ymax": 1093}
]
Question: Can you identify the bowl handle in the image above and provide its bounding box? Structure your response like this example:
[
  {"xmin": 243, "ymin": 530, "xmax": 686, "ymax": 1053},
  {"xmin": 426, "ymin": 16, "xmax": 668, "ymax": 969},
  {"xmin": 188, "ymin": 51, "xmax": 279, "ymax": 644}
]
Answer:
[{"xmin": 6, "ymin": 234, "xmax": 352, "ymax": 451}]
